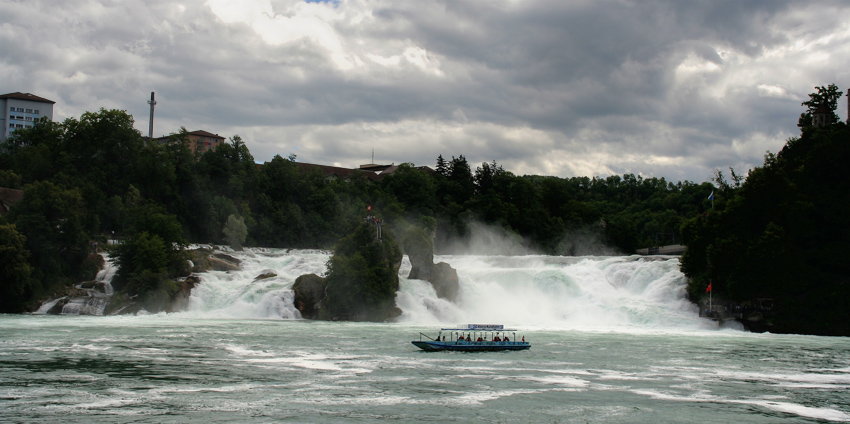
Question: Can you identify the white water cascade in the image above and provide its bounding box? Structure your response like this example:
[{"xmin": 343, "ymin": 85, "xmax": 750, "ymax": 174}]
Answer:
[
  {"xmin": 34, "ymin": 254, "xmax": 118, "ymax": 315},
  {"xmin": 94, "ymin": 255, "xmax": 117, "ymax": 296},
  {"xmin": 184, "ymin": 249, "xmax": 330, "ymax": 319},
  {"xmin": 182, "ymin": 249, "xmax": 716, "ymax": 331},
  {"xmin": 397, "ymin": 254, "xmax": 715, "ymax": 330}
]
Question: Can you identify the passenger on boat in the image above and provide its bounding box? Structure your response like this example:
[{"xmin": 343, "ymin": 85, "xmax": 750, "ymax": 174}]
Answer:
[
  {"xmin": 477, "ymin": 337, "xmax": 483, "ymax": 342},
  {"xmin": 504, "ymin": 336, "xmax": 509, "ymax": 342},
  {"xmin": 494, "ymin": 336, "xmax": 501, "ymax": 342}
]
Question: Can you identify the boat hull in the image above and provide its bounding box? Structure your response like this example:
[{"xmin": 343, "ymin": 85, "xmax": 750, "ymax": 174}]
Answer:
[{"xmin": 412, "ymin": 340, "xmax": 531, "ymax": 352}]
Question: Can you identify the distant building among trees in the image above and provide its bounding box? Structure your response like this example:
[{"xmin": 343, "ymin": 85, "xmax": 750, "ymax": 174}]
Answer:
[
  {"xmin": 155, "ymin": 129, "xmax": 225, "ymax": 157},
  {"xmin": 0, "ymin": 92, "xmax": 55, "ymax": 143}
]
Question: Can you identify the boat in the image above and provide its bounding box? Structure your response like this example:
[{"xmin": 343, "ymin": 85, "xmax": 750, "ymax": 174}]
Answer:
[{"xmin": 411, "ymin": 324, "xmax": 531, "ymax": 352}]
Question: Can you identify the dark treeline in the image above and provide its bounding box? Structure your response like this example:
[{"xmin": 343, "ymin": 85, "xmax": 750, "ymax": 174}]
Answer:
[
  {"xmin": 681, "ymin": 112, "xmax": 850, "ymax": 335},
  {"xmin": 0, "ymin": 108, "xmax": 716, "ymax": 312}
]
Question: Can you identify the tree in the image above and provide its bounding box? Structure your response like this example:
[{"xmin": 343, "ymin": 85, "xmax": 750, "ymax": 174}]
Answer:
[
  {"xmin": 435, "ymin": 154, "xmax": 448, "ymax": 176},
  {"xmin": 381, "ymin": 163, "xmax": 437, "ymax": 216},
  {"xmin": 114, "ymin": 199, "xmax": 188, "ymax": 291},
  {"xmin": 7, "ymin": 181, "xmax": 89, "ymax": 291},
  {"xmin": 798, "ymin": 84, "xmax": 843, "ymax": 128},
  {"xmin": 0, "ymin": 223, "xmax": 33, "ymax": 312},
  {"xmin": 473, "ymin": 160, "xmax": 505, "ymax": 195},
  {"xmin": 320, "ymin": 223, "xmax": 402, "ymax": 321}
]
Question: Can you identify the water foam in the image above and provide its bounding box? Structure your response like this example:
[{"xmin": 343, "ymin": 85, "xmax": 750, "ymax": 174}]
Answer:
[
  {"xmin": 184, "ymin": 249, "xmax": 329, "ymax": 319},
  {"xmin": 397, "ymin": 254, "xmax": 709, "ymax": 331}
]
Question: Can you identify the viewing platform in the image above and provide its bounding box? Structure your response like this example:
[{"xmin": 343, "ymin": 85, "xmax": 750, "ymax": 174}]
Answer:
[{"xmin": 636, "ymin": 244, "xmax": 685, "ymax": 255}]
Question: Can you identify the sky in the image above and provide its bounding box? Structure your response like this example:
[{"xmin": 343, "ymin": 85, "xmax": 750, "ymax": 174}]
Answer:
[{"xmin": 2, "ymin": 0, "xmax": 849, "ymax": 183}]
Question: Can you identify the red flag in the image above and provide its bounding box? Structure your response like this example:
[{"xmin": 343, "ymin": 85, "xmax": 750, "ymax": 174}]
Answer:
[
  {"xmin": 706, "ymin": 282, "xmax": 712, "ymax": 293},
  {"xmin": 367, "ymin": 205, "xmax": 372, "ymax": 211}
]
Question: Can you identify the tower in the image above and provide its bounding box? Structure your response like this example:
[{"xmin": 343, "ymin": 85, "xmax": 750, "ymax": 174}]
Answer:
[
  {"xmin": 812, "ymin": 103, "xmax": 832, "ymax": 128},
  {"xmin": 147, "ymin": 92, "xmax": 156, "ymax": 140}
]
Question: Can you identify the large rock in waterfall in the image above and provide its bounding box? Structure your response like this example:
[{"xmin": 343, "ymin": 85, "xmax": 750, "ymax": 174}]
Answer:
[
  {"xmin": 403, "ymin": 227, "xmax": 459, "ymax": 301},
  {"xmin": 293, "ymin": 222, "xmax": 403, "ymax": 322},
  {"xmin": 187, "ymin": 249, "xmax": 242, "ymax": 273},
  {"xmin": 292, "ymin": 273, "xmax": 327, "ymax": 319}
]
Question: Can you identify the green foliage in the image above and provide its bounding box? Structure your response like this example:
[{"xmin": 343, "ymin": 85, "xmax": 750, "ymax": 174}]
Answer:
[
  {"xmin": 0, "ymin": 223, "xmax": 33, "ymax": 312},
  {"xmin": 381, "ymin": 163, "xmax": 436, "ymax": 216},
  {"xmin": 0, "ymin": 170, "xmax": 22, "ymax": 189},
  {"xmin": 321, "ymin": 223, "xmax": 402, "ymax": 321},
  {"xmin": 681, "ymin": 117, "xmax": 850, "ymax": 335},
  {"xmin": 122, "ymin": 270, "xmax": 180, "ymax": 312},
  {"xmin": 6, "ymin": 181, "xmax": 89, "ymax": 292},
  {"xmin": 123, "ymin": 232, "xmax": 168, "ymax": 275},
  {"xmin": 798, "ymin": 84, "xmax": 843, "ymax": 128}
]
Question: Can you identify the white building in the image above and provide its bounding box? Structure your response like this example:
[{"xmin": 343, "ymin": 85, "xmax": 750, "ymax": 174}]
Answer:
[{"xmin": 0, "ymin": 92, "xmax": 55, "ymax": 142}]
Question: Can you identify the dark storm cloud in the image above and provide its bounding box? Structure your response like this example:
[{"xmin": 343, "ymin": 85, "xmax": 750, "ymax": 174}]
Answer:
[{"xmin": 1, "ymin": 0, "xmax": 848, "ymax": 182}]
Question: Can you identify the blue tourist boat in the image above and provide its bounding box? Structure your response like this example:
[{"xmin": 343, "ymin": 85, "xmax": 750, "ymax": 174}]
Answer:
[{"xmin": 412, "ymin": 324, "xmax": 531, "ymax": 352}]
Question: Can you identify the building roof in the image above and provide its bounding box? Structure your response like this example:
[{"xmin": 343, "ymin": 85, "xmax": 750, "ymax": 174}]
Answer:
[
  {"xmin": 187, "ymin": 130, "xmax": 225, "ymax": 140},
  {"xmin": 0, "ymin": 92, "xmax": 56, "ymax": 104},
  {"xmin": 359, "ymin": 163, "xmax": 394, "ymax": 172},
  {"xmin": 0, "ymin": 187, "xmax": 24, "ymax": 216},
  {"xmin": 294, "ymin": 162, "xmax": 383, "ymax": 181}
]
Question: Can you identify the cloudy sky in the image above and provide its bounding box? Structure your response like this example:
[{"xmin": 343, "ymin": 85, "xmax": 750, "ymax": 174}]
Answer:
[{"xmin": 2, "ymin": 0, "xmax": 849, "ymax": 183}]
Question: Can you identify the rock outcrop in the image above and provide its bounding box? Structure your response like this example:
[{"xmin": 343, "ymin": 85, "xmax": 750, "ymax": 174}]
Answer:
[
  {"xmin": 293, "ymin": 222, "xmax": 403, "ymax": 322},
  {"xmin": 188, "ymin": 249, "xmax": 243, "ymax": 273},
  {"xmin": 292, "ymin": 273, "xmax": 327, "ymax": 319},
  {"xmin": 170, "ymin": 275, "xmax": 200, "ymax": 312},
  {"xmin": 208, "ymin": 253, "xmax": 242, "ymax": 272},
  {"xmin": 403, "ymin": 227, "xmax": 459, "ymax": 302},
  {"xmin": 410, "ymin": 261, "xmax": 459, "ymax": 301}
]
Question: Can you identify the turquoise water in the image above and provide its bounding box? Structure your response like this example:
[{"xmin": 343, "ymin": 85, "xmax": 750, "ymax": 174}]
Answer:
[
  {"xmin": 3, "ymin": 250, "xmax": 850, "ymax": 422},
  {"xmin": 1, "ymin": 315, "xmax": 848, "ymax": 423}
]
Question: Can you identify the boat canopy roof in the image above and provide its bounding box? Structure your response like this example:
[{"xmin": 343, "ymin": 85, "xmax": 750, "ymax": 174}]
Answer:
[{"xmin": 440, "ymin": 324, "xmax": 517, "ymax": 331}]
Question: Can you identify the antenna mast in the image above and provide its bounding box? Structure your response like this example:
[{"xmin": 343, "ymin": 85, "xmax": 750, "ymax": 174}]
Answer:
[{"xmin": 147, "ymin": 92, "xmax": 156, "ymax": 141}]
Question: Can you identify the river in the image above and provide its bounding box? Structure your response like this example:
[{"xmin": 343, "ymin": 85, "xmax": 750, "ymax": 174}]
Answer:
[{"xmin": 1, "ymin": 249, "xmax": 848, "ymax": 423}]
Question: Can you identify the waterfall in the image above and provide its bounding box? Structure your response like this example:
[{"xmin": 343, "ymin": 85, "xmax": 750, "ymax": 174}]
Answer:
[
  {"xmin": 60, "ymin": 297, "xmax": 109, "ymax": 315},
  {"xmin": 34, "ymin": 253, "xmax": 117, "ymax": 315},
  {"xmin": 184, "ymin": 249, "xmax": 330, "ymax": 319},
  {"xmin": 30, "ymin": 248, "xmax": 710, "ymax": 330},
  {"xmin": 180, "ymin": 249, "xmax": 711, "ymax": 331},
  {"xmin": 396, "ymin": 254, "xmax": 711, "ymax": 330},
  {"xmin": 94, "ymin": 254, "xmax": 117, "ymax": 295}
]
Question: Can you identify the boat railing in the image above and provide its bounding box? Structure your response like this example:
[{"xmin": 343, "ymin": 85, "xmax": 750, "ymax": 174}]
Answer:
[{"xmin": 417, "ymin": 332, "xmax": 439, "ymax": 341}]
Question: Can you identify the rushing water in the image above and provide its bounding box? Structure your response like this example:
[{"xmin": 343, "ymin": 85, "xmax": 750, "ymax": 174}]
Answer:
[{"xmin": 3, "ymin": 249, "xmax": 849, "ymax": 423}]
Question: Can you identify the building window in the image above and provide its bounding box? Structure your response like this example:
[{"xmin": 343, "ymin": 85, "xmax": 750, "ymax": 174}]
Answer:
[
  {"xmin": 34, "ymin": 110, "xmax": 39, "ymax": 114},
  {"xmin": 8, "ymin": 123, "xmax": 13, "ymax": 128},
  {"xmin": 15, "ymin": 124, "xmax": 23, "ymax": 128},
  {"xmin": 15, "ymin": 107, "xmax": 23, "ymax": 112},
  {"xmin": 25, "ymin": 117, "xmax": 33, "ymax": 121},
  {"xmin": 9, "ymin": 107, "xmax": 13, "ymax": 112},
  {"xmin": 25, "ymin": 109, "xmax": 32, "ymax": 113}
]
